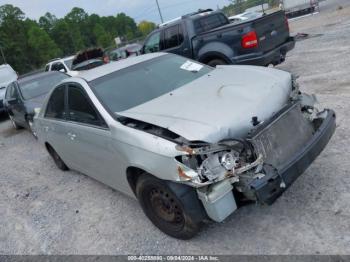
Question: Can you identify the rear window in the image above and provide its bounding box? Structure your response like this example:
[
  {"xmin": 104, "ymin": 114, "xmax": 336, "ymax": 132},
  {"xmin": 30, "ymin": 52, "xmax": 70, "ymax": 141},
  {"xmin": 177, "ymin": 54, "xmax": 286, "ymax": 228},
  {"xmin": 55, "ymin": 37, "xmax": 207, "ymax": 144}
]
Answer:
[
  {"xmin": 19, "ymin": 73, "xmax": 68, "ymax": 100},
  {"xmin": 193, "ymin": 13, "xmax": 229, "ymax": 34}
]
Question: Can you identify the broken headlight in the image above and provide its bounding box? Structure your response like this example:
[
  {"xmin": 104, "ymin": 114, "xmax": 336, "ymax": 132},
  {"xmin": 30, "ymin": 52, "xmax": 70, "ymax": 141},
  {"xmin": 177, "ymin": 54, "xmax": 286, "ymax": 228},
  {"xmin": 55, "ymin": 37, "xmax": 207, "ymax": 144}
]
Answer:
[{"xmin": 175, "ymin": 140, "xmax": 257, "ymax": 184}]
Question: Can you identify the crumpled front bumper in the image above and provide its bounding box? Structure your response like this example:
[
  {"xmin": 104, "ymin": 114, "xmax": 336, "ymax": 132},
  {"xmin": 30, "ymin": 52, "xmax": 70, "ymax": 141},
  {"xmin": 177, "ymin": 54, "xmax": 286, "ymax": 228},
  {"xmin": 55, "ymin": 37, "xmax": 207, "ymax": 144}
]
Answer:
[{"xmin": 249, "ymin": 109, "xmax": 336, "ymax": 205}]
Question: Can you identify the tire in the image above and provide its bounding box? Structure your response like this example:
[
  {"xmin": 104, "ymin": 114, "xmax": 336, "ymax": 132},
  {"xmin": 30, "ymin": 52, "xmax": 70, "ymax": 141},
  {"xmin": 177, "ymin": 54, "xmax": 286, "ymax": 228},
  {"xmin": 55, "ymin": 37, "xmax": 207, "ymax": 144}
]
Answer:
[
  {"xmin": 9, "ymin": 115, "xmax": 22, "ymax": 130},
  {"xmin": 136, "ymin": 174, "xmax": 201, "ymax": 239},
  {"xmin": 207, "ymin": 58, "xmax": 227, "ymax": 67},
  {"xmin": 47, "ymin": 145, "xmax": 69, "ymax": 171}
]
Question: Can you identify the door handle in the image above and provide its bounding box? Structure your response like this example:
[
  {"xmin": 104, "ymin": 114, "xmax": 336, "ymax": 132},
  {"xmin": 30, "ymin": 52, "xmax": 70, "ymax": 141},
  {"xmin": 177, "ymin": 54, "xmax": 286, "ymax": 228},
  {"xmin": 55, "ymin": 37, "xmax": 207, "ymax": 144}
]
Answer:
[
  {"xmin": 67, "ymin": 132, "xmax": 76, "ymax": 140},
  {"xmin": 44, "ymin": 126, "xmax": 49, "ymax": 132}
]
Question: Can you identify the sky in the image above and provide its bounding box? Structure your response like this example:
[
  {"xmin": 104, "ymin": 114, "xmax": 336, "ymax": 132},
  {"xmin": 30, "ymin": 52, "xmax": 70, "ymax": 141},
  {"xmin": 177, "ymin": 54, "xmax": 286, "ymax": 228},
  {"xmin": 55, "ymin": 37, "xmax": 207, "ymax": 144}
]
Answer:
[{"xmin": 0, "ymin": 0, "xmax": 232, "ymax": 23}]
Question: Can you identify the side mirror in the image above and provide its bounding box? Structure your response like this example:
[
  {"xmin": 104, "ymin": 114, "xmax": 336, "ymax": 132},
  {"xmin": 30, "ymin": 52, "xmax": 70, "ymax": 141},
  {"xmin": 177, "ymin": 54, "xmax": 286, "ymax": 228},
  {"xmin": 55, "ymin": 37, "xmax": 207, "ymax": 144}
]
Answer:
[{"xmin": 59, "ymin": 68, "xmax": 66, "ymax": 73}]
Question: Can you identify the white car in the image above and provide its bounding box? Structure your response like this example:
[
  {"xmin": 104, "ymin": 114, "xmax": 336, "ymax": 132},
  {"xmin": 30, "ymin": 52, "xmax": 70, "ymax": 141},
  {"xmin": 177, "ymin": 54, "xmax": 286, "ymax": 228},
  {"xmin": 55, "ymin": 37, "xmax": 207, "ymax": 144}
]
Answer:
[
  {"xmin": 229, "ymin": 11, "xmax": 263, "ymax": 23},
  {"xmin": 45, "ymin": 56, "xmax": 78, "ymax": 77},
  {"xmin": 0, "ymin": 64, "xmax": 17, "ymax": 113}
]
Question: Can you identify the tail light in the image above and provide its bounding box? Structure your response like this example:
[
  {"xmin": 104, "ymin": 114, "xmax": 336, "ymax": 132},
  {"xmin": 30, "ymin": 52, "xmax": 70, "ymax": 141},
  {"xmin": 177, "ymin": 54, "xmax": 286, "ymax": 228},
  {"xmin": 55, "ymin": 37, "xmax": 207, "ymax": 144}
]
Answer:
[{"xmin": 241, "ymin": 31, "xmax": 258, "ymax": 49}]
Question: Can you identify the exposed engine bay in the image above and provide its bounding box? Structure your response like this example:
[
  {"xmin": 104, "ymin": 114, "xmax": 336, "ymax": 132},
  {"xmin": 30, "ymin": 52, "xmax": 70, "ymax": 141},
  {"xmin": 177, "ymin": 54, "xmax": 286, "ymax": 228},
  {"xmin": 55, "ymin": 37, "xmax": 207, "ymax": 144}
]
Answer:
[{"xmin": 173, "ymin": 77, "xmax": 330, "ymax": 204}]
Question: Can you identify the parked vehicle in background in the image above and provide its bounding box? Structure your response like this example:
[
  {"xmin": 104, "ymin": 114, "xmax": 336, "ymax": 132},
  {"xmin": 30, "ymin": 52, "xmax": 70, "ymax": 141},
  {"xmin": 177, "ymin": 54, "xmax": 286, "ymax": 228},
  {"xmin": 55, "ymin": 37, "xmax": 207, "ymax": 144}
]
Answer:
[
  {"xmin": 281, "ymin": 0, "xmax": 319, "ymax": 17},
  {"xmin": 71, "ymin": 48, "xmax": 108, "ymax": 71},
  {"xmin": 3, "ymin": 71, "xmax": 69, "ymax": 136},
  {"xmin": 142, "ymin": 9, "xmax": 295, "ymax": 67},
  {"xmin": 34, "ymin": 53, "xmax": 335, "ymax": 239},
  {"xmin": 45, "ymin": 56, "xmax": 78, "ymax": 76},
  {"xmin": 228, "ymin": 11, "xmax": 263, "ymax": 23},
  {"xmin": 0, "ymin": 64, "xmax": 17, "ymax": 113},
  {"xmin": 108, "ymin": 44, "xmax": 142, "ymax": 62}
]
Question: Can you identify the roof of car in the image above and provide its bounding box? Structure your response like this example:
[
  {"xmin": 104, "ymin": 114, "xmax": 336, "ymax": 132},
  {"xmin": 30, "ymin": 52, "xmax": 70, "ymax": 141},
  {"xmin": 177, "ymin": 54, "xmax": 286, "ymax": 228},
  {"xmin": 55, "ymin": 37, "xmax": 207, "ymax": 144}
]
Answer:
[
  {"xmin": 46, "ymin": 56, "xmax": 75, "ymax": 65},
  {"xmin": 18, "ymin": 71, "xmax": 68, "ymax": 84},
  {"xmin": 74, "ymin": 52, "xmax": 166, "ymax": 82}
]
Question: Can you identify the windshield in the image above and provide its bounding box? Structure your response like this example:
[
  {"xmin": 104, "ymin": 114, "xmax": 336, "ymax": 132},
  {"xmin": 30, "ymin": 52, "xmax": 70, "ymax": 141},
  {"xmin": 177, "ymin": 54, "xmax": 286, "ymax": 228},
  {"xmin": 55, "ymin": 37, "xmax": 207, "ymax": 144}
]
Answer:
[
  {"xmin": 0, "ymin": 66, "xmax": 17, "ymax": 84},
  {"xmin": 19, "ymin": 73, "xmax": 68, "ymax": 100},
  {"xmin": 64, "ymin": 58, "xmax": 73, "ymax": 69},
  {"xmin": 90, "ymin": 54, "xmax": 212, "ymax": 113}
]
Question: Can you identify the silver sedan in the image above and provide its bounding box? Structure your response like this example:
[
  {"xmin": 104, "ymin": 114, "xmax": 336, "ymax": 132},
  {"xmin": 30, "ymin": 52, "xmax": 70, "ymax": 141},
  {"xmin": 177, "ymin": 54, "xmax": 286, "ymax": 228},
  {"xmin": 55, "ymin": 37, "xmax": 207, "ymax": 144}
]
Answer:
[{"xmin": 34, "ymin": 53, "xmax": 335, "ymax": 239}]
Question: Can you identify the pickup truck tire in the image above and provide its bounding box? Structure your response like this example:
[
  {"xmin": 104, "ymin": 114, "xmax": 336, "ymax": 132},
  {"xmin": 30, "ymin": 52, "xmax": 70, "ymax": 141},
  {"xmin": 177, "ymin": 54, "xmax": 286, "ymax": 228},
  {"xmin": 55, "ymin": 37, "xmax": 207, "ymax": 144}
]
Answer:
[
  {"xmin": 136, "ymin": 174, "xmax": 201, "ymax": 239},
  {"xmin": 207, "ymin": 59, "xmax": 227, "ymax": 67},
  {"xmin": 47, "ymin": 145, "xmax": 69, "ymax": 171}
]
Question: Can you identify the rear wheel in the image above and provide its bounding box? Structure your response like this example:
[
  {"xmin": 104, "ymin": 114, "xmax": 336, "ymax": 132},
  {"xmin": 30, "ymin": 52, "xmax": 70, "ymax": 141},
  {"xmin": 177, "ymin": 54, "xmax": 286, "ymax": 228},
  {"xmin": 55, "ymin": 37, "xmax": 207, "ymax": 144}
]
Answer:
[
  {"xmin": 136, "ymin": 175, "xmax": 201, "ymax": 239},
  {"xmin": 47, "ymin": 145, "xmax": 69, "ymax": 171},
  {"xmin": 207, "ymin": 58, "xmax": 227, "ymax": 67}
]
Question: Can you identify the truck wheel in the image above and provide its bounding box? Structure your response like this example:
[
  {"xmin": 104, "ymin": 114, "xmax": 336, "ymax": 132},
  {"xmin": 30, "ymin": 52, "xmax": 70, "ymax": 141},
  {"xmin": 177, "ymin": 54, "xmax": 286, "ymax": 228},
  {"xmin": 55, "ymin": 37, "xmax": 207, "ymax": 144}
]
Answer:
[
  {"xmin": 207, "ymin": 59, "xmax": 227, "ymax": 67},
  {"xmin": 47, "ymin": 145, "xmax": 69, "ymax": 171},
  {"xmin": 136, "ymin": 174, "xmax": 201, "ymax": 239}
]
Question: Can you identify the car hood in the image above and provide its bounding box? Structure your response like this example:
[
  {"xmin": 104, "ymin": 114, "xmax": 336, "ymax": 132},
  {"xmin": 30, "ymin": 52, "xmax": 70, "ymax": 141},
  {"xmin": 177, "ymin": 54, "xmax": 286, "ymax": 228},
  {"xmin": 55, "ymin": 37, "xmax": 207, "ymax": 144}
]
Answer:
[{"xmin": 118, "ymin": 66, "xmax": 292, "ymax": 143}]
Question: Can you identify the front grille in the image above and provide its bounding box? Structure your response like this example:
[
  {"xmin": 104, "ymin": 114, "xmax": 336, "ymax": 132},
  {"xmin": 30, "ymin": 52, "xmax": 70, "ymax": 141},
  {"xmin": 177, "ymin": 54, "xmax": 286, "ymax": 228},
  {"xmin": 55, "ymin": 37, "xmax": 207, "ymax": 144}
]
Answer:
[{"xmin": 249, "ymin": 103, "xmax": 314, "ymax": 170}]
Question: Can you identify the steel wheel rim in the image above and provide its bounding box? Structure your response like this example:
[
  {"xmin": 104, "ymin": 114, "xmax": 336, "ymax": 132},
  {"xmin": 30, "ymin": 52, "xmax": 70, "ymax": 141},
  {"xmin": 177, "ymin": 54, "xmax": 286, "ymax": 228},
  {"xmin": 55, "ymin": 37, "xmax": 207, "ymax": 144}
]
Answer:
[{"xmin": 148, "ymin": 187, "xmax": 185, "ymax": 230}]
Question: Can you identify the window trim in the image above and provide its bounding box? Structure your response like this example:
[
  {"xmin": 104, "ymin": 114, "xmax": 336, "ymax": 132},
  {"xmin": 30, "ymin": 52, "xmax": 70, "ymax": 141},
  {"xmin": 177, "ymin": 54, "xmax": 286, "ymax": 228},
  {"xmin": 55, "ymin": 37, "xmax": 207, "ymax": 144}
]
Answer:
[
  {"xmin": 44, "ymin": 84, "xmax": 68, "ymax": 121},
  {"xmin": 66, "ymin": 83, "xmax": 109, "ymax": 130}
]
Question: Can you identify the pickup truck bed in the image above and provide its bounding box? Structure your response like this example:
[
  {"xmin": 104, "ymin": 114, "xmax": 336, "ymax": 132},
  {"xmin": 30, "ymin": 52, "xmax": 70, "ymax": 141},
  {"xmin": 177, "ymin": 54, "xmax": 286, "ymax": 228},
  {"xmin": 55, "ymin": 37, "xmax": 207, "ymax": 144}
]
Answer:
[{"xmin": 142, "ymin": 9, "xmax": 295, "ymax": 67}]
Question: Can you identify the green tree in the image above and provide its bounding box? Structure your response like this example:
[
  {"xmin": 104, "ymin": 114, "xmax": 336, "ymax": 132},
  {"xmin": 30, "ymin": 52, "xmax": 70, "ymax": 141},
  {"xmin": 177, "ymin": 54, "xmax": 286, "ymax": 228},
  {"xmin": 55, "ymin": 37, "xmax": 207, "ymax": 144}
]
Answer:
[
  {"xmin": 138, "ymin": 21, "xmax": 156, "ymax": 36},
  {"xmin": 27, "ymin": 24, "xmax": 61, "ymax": 67},
  {"xmin": 93, "ymin": 23, "xmax": 112, "ymax": 47},
  {"xmin": 38, "ymin": 12, "xmax": 57, "ymax": 34}
]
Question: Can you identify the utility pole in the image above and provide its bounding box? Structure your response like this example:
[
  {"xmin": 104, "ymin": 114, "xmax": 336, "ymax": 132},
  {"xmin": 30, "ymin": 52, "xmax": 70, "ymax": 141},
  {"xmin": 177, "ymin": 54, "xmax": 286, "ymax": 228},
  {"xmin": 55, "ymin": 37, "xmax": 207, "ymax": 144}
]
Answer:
[{"xmin": 155, "ymin": 0, "xmax": 164, "ymax": 23}]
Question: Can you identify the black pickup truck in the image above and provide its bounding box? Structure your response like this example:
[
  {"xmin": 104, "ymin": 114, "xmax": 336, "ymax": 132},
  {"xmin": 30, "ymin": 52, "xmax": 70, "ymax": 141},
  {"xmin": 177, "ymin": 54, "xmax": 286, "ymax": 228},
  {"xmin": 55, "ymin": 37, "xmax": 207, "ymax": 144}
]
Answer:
[{"xmin": 142, "ymin": 9, "xmax": 295, "ymax": 67}]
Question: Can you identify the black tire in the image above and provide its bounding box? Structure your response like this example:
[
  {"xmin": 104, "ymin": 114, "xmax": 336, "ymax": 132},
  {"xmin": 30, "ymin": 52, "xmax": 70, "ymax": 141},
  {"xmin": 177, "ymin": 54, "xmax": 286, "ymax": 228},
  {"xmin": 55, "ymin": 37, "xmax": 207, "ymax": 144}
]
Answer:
[
  {"xmin": 9, "ymin": 115, "xmax": 22, "ymax": 130},
  {"xmin": 207, "ymin": 58, "xmax": 227, "ymax": 67},
  {"xmin": 47, "ymin": 145, "xmax": 69, "ymax": 171},
  {"xmin": 136, "ymin": 174, "xmax": 201, "ymax": 239}
]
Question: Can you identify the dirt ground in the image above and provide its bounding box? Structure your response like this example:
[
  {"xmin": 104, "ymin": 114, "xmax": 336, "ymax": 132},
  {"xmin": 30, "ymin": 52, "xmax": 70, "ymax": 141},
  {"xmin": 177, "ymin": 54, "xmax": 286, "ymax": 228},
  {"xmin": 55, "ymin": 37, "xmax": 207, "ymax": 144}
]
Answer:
[{"xmin": 0, "ymin": 0, "xmax": 350, "ymax": 255}]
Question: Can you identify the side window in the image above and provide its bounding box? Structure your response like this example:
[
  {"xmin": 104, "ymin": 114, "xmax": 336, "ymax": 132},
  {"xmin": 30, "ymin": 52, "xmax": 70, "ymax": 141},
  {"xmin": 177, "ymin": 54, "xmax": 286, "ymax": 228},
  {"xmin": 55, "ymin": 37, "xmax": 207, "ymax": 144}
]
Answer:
[
  {"xmin": 51, "ymin": 62, "xmax": 66, "ymax": 72},
  {"xmin": 144, "ymin": 31, "xmax": 161, "ymax": 53},
  {"xmin": 67, "ymin": 85, "xmax": 107, "ymax": 128},
  {"xmin": 164, "ymin": 25, "xmax": 183, "ymax": 49},
  {"xmin": 45, "ymin": 85, "xmax": 66, "ymax": 119},
  {"xmin": 5, "ymin": 83, "xmax": 19, "ymax": 100}
]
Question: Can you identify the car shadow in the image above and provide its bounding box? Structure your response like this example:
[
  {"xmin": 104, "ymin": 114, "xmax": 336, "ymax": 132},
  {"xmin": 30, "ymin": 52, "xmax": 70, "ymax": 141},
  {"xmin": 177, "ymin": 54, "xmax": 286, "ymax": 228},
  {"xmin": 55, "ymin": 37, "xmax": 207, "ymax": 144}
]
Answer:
[{"xmin": 0, "ymin": 112, "xmax": 8, "ymax": 122}]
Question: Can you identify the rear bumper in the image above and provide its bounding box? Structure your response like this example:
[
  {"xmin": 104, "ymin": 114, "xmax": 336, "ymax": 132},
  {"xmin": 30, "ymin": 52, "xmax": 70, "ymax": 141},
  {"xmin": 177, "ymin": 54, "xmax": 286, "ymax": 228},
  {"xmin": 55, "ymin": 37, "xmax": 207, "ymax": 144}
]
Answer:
[
  {"xmin": 232, "ymin": 37, "xmax": 295, "ymax": 66},
  {"xmin": 249, "ymin": 109, "xmax": 336, "ymax": 205}
]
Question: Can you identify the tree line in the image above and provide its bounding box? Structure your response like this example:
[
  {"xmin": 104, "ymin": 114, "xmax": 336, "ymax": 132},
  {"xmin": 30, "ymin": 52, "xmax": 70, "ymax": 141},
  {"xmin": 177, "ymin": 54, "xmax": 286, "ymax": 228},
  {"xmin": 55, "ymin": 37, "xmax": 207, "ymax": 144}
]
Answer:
[{"xmin": 0, "ymin": 4, "xmax": 156, "ymax": 74}]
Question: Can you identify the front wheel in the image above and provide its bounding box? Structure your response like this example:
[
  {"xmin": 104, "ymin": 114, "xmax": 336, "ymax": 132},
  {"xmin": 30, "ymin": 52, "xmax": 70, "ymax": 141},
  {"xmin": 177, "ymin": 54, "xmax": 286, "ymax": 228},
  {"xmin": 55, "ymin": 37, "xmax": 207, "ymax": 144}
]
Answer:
[
  {"xmin": 136, "ymin": 175, "xmax": 201, "ymax": 239},
  {"xmin": 47, "ymin": 145, "xmax": 69, "ymax": 171}
]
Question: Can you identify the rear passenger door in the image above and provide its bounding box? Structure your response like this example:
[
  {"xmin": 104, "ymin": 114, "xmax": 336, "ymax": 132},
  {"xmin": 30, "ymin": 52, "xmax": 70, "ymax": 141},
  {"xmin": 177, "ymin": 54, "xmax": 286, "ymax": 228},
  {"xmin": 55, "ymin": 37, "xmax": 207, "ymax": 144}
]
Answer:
[{"xmin": 161, "ymin": 24, "xmax": 190, "ymax": 57}]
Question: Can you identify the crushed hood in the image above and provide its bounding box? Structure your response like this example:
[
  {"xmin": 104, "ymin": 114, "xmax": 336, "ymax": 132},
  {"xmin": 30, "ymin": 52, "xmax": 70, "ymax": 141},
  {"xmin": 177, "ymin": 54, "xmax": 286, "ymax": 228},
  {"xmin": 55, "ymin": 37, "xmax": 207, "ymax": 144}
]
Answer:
[{"xmin": 118, "ymin": 66, "xmax": 292, "ymax": 143}]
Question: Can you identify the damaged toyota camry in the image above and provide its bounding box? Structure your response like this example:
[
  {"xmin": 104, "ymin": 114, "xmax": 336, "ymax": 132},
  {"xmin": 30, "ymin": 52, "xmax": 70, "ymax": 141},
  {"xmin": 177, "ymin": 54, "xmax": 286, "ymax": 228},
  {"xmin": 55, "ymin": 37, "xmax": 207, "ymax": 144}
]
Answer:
[{"xmin": 34, "ymin": 53, "xmax": 336, "ymax": 239}]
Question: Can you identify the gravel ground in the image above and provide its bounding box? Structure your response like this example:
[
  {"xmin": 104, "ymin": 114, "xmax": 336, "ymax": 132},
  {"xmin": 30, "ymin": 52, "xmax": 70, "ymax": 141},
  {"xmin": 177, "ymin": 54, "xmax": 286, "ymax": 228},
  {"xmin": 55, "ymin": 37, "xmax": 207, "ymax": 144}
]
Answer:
[{"xmin": 1, "ymin": 0, "xmax": 350, "ymax": 255}]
